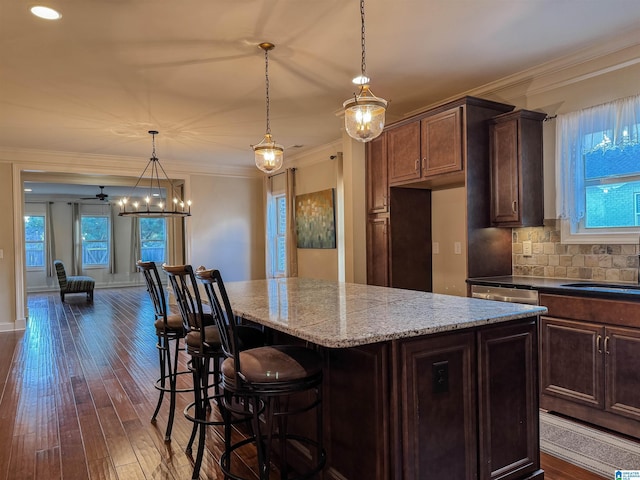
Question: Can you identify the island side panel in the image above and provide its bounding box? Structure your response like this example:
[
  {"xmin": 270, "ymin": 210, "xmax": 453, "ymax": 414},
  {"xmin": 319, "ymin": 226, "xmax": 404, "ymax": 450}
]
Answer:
[
  {"xmin": 477, "ymin": 318, "xmax": 543, "ymax": 480},
  {"xmin": 397, "ymin": 331, "xmax": 477, "ymax": 480}
]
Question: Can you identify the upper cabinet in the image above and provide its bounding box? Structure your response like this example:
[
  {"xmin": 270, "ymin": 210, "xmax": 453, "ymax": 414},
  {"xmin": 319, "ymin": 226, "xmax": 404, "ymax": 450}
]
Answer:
[
  {"xmin": 387, "ymin": 106, "xmax": 463, "ymax": 186},
  {"xmin": 366, "ymin": 133, "xmax": 388, "ymax": 214},
  {"xmin": 489, "ymin": 109, "xmax": 547, "ymax": 227}
]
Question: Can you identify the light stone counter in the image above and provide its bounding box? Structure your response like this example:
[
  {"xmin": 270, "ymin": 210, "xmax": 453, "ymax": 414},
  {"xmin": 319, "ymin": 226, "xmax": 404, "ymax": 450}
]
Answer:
[{"xmin": 224, "ymin": 277, "xmax": 547, "ymax": 348}]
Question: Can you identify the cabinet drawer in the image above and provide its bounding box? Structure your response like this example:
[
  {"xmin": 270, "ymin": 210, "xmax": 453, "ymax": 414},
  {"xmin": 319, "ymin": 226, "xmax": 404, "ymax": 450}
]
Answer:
[{"xmin": 539, "ymin": 293, "xmax": 640, "ymax": 328}]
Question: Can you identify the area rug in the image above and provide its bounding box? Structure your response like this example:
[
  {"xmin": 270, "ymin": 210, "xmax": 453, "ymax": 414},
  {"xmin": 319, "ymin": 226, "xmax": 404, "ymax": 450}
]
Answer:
[{"xmin": 540, "ymin": 410, "xmax": 640, "ymax": 478}]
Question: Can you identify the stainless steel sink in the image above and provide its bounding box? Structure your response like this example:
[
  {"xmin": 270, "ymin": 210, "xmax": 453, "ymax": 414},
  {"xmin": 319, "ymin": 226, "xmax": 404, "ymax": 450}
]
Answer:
[{"xmin": 561, "ymin": 282, "xmax": 640, "ymax": 292}]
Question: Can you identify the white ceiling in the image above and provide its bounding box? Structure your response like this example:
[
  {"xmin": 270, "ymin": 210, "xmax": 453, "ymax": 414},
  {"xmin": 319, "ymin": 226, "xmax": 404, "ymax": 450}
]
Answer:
[{"xmin": 2, "ymin": 0, "xmax": 640, "ymax": 179}]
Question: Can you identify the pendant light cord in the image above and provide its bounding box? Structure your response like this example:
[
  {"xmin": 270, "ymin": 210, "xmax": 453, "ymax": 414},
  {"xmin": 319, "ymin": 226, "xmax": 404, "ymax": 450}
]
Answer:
[
  {"xmin": 264, "ymin": 47, "xmax": 271, "ymax": 135},
  {"xmin": 360, "ymin": 0, "xmax": 367, "ymax": 79}
]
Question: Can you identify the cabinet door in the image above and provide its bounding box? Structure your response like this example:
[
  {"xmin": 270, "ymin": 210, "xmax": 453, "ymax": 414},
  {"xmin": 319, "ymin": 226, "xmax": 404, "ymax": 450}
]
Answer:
[
  {"xmin": 540, "ymin": 316, "xmax": 604, "ymax": 409},
  {"xmin": 605, "ymin": 326, "xmax": 640, "ymax": 421},
  {"xmin": 399, "ymin": 331, "xmax": 476, "ymax": 480},
  {"xmin": 366, "ymin": 133, "xmax": 388, "ymax": 214},
  {"xmin": 490, "ymin": 118, "xmax": 520, "ymax": 224},
  {"xmin": 366, "ymin": 216, "xmax": 389, "ymax": 287},
  {"xmin": 420, "ymin": 107, "xmax": 462, "ymax": 177},
  {"xmin": 387, "ymin": 121, "xmax": 421, "ymax": 184},
  {"xmin": 478, "ymin": 320, "xmax": 539, "ymax": 480}
]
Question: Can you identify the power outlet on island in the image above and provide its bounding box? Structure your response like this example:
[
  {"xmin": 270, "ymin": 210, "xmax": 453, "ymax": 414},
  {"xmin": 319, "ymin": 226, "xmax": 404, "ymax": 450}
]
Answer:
[{"xmin": 523, "ymin": 240, "xmax": 533, "ymax": 257}]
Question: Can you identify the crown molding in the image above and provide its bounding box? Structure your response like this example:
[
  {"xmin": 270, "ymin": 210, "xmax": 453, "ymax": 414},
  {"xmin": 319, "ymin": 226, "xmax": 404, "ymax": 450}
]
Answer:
[{"xmin": 0, "ymin": 146, "xmax": 261, "ymax": 179}]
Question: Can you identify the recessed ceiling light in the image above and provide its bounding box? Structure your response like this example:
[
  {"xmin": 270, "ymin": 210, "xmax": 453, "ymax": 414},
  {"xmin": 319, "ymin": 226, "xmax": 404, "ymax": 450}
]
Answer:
[{"xmin": 31, "ymin": 6, "xmax": 62, "ymax": 20}]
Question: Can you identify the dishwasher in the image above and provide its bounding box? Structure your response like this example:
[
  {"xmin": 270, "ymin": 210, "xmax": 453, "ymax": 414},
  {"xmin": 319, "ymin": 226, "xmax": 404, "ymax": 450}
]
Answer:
[{"xmin": 470, "ymin": 284, "xmax": 539, "ymax": 305}]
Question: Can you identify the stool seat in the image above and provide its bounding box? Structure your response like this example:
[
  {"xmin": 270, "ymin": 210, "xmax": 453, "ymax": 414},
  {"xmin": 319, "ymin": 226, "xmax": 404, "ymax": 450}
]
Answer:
[
  {"xmin": 222, "ymin": 345, "xmax": 323, "ymax": 386},
  {"xmin": 153, "ymin": 313, "xmax": 183, "ymax": 333}
]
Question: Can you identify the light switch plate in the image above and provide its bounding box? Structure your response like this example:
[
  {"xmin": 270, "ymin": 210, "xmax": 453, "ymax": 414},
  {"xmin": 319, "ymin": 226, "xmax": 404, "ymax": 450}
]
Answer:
[
  {"xmin": 454, "ymin": 242, "xmax": 462, "ymax": 255},
  {"xmin": 523, "ymin": 240, "xmax": 532, "ymax": 256},
  {"xmin": 433, "ymin": 242, "xmax": 439, "ymax": 255}
]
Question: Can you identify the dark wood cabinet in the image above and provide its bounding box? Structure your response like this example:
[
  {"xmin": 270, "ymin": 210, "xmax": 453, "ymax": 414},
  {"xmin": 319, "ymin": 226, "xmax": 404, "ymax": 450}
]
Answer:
[
  {"xmin": 366, "ymin": 215, "xmax": 389, "ymax": 287},
  {"xmin": 421, "ymin": 106, "xmax": 463, "ymax": 177},
  {"xmin": 478, "ymin": 320, "xmax": 540, "ymax": 480},
  {"xmin": 540, "ymin": 294, "xmax": 640, "ymax": 439},
  {"xmin": 387, "ymin": 121, "xmax": 421, "ymax": 184},
  {"xmin": 366, "ymin": 133, "xmax": 389, "ymax": 214},
  {"xmin": 398, "ymin": 318, "xmax": 541, "ymax": 480},
  {"xmin": 365, "ymin": 96, "xmax": 515, "ymax": 289},
  {"xmin": 489, "ymin": 110, "xmax": 546, "ymax": 227},
  {"xmin": 387, "ymin": 106, "xmax": 463, "ymax": 185}
]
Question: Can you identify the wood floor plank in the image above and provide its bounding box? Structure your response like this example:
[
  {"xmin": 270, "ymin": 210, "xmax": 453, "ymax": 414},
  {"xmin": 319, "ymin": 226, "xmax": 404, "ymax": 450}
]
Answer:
[{"xmin": 0, "ymin": 288, "xmax": 622, "ymax": 480}]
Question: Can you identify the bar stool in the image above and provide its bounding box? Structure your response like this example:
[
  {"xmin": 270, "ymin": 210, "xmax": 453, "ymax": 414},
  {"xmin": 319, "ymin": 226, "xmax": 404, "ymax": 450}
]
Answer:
[
  {"xmin": 163, "ymin": 264, "xmax": 264, "ymax": 480},
  {"xmin": 137, "ymin": 260, "xmax": 190, "ymax": 442},
  {"xmin": 196, "ymin": 267, "xmax": 326, "ymax": 480}
]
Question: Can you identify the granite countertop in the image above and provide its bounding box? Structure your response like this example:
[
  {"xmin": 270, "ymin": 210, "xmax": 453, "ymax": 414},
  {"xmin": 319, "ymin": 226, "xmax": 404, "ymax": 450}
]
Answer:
[
  {"xmin": 466, "ymin": 275, "xmax": 640, "ymax": 299},
  {"xmin": 223, "ymin": 278, "xmax": 546, "ymax": 348}
]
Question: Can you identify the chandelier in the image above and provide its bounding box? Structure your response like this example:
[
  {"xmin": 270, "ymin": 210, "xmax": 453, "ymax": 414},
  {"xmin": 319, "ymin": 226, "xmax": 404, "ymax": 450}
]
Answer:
[
  {"xmin": 118, "ymin": 131, "xmax": 191, "ymax": 217},
  {"xmin": 253, "ymin": 42, "xmax": 284, "ymax": 173},
  {"xmin": 343, "ymin": 0, "xmax": 388, "ymax": 143}
]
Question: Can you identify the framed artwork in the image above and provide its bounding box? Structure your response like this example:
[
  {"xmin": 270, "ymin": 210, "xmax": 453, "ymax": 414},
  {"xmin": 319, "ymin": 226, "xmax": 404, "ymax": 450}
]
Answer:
[{"xmin": 295, "ymin": 189, "xmax": 336, "ymax": 249}]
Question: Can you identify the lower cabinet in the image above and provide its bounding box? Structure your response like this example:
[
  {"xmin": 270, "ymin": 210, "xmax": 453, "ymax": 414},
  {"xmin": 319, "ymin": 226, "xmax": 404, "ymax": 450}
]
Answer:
[
  {"xmin": 540, "ymin": 294, "xmax": 640, "ymax": 438},
  {"xmin": 397, "ymin": 318, "xmax": 540, "ymax": 480}
]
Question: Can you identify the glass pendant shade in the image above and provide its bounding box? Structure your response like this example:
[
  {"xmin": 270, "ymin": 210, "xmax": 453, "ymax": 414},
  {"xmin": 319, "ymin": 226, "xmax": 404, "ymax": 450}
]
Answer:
[
  {"xmin": 343, "ymin": 85, "xmax": 388, "ymax": 142},
  {"xmin": 253, "ymin": 133, "xmax": 284, "ymax": 173}
]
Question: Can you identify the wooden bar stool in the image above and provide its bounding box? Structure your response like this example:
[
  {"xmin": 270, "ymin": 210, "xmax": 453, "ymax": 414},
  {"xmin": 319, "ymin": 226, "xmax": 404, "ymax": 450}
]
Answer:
[
  {"xmin": 196, "ymin": 267, "xmax": 326, "ymax": 480},
  {"xmin": 163, "ymin": 264, "xmax": 264, "ymax": 480},
  {"xmin": 137, "ymin": 260, "xmax": 190, "ymax": 442}
]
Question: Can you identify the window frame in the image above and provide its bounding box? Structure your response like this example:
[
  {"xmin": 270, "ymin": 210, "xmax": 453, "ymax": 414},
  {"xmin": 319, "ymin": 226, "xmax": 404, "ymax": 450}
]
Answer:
[
  {"xmin": 139, "ymin": 217, "xmax": 168, "ymax": 264},
  {"xmin": 271, "ymin": 193, "xmax": 287, "ymax": 277},
  {"xmin": 24, "ymin": 214, "xmax": 46, "ymax": 271},
  {"xmin": 81, "ymin": 215, "xmax": 110, "ymax": 268}
]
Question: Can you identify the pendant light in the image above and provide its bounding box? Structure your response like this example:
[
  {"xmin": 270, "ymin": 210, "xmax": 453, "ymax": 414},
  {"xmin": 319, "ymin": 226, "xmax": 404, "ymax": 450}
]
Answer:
[
  {"xmin": 253, "ymin": 42, "xmax": 284, "ymax": 173},
  {"xmin": 343, "ymin": 0, "xmax": 388, "ymax": 143},
  {"xmin": 118, "ymin": 131, "xmax": 191, "ymax": 217}
]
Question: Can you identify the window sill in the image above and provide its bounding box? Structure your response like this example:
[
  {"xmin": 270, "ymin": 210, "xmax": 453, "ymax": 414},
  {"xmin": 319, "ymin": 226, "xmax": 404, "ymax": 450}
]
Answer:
[{"xmin": 560, "ymin": 219, "xmax": 640, "ymax": 245}]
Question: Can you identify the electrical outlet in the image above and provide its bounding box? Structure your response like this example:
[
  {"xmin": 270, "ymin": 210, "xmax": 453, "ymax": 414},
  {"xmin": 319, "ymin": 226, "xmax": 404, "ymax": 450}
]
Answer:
[
  {"xmin": 432, "ymin": 361, "xmax": 449, "ymax": 393},
  {"xmin": 523, "ymin": 240, "xmax": 532, "ymax": 257},
  {"xmin": 433, "ymin": 242, "xmax": 439, "ymax": 254},
  {"xmin": 0, "ymin": 249, "xmax": 3, "ymax": 259},
  {"xmin": 454, "ymin": 242, "xmax": 462, "ymax": 255}
]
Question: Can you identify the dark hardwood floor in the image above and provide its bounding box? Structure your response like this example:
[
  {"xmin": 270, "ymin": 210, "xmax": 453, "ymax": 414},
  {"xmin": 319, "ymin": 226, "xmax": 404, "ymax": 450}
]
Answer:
[{"xmin": 0, "ymin": 287, "xmax": 607, "ymax": 480}]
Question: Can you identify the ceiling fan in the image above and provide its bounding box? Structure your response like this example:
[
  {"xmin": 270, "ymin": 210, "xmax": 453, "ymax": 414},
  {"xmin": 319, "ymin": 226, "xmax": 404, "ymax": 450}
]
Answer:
[{"xmin": 81, "ymin": 186, "xmax": 109, "ymax": 201}]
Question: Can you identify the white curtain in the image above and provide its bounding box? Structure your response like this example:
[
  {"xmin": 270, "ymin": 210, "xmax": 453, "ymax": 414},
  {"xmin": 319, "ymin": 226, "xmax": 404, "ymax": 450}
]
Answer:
[
  {"xmin": 45, "ymin": 202, "xmax": 56, "ymax": 277},
  {"xmin": 109, "ymin": 204, "xmax": 117, "ymax": 274},
  {"xmin": 285, "ymin": 168, "xmax": 298, "ymax": 277},
  {"xmin": 130, "ymin": 217, "xmax": 140, "ymax": 273},
  {"xmin": 556, "ymin": 94, "xmax": 640, "ymax": 225},
  {"xmin": 71, "ymin": 202, "xmax": 82, "ymax": 275},
  {"xmin": 264, "ymin": 168, "xmax": 298, "ymax": 278}
]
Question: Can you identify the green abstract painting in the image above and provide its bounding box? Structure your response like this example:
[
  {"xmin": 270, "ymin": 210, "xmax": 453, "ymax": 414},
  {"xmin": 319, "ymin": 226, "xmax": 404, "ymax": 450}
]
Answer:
[{"xmin": 295, "ymin": 189, "xmax": 336, "ymax": 249}]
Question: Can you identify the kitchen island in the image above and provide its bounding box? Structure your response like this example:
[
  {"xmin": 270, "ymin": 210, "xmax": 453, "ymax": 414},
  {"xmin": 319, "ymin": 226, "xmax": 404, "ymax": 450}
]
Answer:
[{"xmin": 220, "ymin": 278, "xmax": 547, "ymax": 480}]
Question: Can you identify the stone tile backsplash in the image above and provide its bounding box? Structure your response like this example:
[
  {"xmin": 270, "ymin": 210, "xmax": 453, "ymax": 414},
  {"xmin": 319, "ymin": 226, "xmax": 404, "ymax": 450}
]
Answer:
[{"xmin": 512, "ymin": 219, "xmax": 640, "ymax": 282}]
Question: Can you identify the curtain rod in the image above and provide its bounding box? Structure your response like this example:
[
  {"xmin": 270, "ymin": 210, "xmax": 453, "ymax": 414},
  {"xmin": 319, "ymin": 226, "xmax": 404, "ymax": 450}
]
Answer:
[{"xmin": 268, "ymin": 167, "xmax": 296, "ymax": 179}]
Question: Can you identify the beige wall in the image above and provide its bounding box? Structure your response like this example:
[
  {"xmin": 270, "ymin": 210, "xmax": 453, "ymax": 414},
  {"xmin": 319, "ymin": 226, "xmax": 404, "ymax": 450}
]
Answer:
[
  {"xmin": 189, "ymin": 174, "xmax": 265, "ymax": 281},
  {"xmin": 0, "ymin": 162, "xmax": 16, "ymax": 331},
  {"xmin": 295, "ymin": 158, "xmax": 339, "ymax": 281}
]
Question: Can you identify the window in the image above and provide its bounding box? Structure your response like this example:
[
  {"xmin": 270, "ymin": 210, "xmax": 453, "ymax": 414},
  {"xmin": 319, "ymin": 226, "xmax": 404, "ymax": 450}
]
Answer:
[
  {"xmin": 274, "ymin": 195, "xmax": 287, "ymax": 276},
  {"xmin": 81, "ymin": 216, "xmax": 109, "ymax": 266},
  {"xmin": 139, "ymin": 217, "xmax": 167, "ymax": 263},
  {"xmin": 557, "ymin": 94, "xmax": 640, "ymax": 242},
  {"xmin": 25, "ymin": 215, "xmax": 45, "ymax": 268}
]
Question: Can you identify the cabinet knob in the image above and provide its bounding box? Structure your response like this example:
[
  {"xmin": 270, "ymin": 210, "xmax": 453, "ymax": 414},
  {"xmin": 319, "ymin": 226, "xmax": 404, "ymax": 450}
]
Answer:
[{"xmin": 597, "ymin": 334, "xmax": 602, "ymax": 353}]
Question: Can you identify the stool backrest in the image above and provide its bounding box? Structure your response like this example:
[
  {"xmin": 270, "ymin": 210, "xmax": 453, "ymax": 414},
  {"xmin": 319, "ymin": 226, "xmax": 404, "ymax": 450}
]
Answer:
[
  {"xmin": 162, "ymin": 264, "xmax": 207, "ymax": 342},
  {"xmin": 136, "ymin": 260, "xmax": 167, "ymax": 321},
  {"xmin": 53, "ymin": 260, "xmax": 68, "ymax": 289},
  {"xmin": 195, "ymin": 268, "xmax": 241, "ymax": 367}
]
